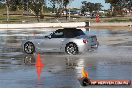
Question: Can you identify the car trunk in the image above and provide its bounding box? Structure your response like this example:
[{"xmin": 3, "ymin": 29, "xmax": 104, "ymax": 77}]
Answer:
[{"xmin": 87, "ymin": 35, "xmax": 98, "ymax": 46}]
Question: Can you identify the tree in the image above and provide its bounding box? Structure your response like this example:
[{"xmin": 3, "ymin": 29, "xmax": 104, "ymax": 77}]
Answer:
[
  {"xmin": 39, "ymin": 0, "xmax": 45, "ymax": 18},
  {"xmin": 5, "ymin": 0, "xmax": 22, "ymax": 11},
  {"xmin": 6, "ymin": 0, "xmax": 46, "ymax": 19},
  {"xmin": 105, "ymin": 0, "xmax": 132, "ymax": 15},
  {"xmin": 94, "ymin": 3, "xmax": 102, "ymax": 11},
  {"xmin": 23, "ymin": 0, "xmax": 46, "ymax": 21},
  {"xmin": 49, "ymin": 0, "xmax": 57, "ymax": 13},
  {"xmin": 63, "ymin": 0, "xmax": 70, "ymax": 20},
  {"xmin": 127, "ymin": 0, "xmax": 132, "ymax": 12},
  {"xmin": 49, "ymin": 0, "xmax": 73, "ymax": 18},
  {"xmin": 55, "ymin": 0, "xmax": 65, "ymax": 17},
  {"xmin": 0, "ymin": 1, "xmax": 5, "ymax": 9},
  {"xmin": 81, "ymin": 1, "xmax": 103, "ymax": 14}
]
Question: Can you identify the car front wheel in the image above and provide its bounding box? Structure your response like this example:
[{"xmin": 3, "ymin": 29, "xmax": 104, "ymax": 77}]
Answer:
[
  {"xmin": 66, "ymin": 43, "xmax": 78, "ymax": 55},
  {"xmin": 24, "ymin": 42, "xmax": 35, "ymax": 54}
]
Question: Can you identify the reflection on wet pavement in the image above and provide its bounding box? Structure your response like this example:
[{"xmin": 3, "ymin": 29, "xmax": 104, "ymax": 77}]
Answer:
[{"xmin": 0, "ymin": 29, "xmax": 132, "ymax": 88}]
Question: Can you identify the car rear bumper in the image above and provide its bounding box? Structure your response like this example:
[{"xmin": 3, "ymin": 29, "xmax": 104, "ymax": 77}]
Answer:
[{"xmin": 78, "ymin": 44, "xmax": 91, "ymax": 53}]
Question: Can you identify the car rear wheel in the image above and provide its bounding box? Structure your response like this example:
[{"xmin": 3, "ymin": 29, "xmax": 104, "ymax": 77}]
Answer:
[
  {"xmin": 66, "ymin": 43, "xmax": 78, "ymax": 55},
  {"xmin": 24, "ymin": 42, "xmax": 35, "ymax": 54}
]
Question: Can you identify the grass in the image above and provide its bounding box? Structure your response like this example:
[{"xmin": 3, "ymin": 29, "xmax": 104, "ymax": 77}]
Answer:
[{"xmin": 108, "ymin": 18, "xmax": 132, "ymax": 22}]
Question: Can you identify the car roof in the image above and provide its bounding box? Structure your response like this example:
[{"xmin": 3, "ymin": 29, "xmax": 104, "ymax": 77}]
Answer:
[
  {"xmin": 57, "ymin": 28, "xmax": 81, "ymax": 31},
  {"xmin": 54, "ymin": 28, "xmax": 83, "ymax": 33},
  {"xmin": 63, "ymin": 28, "xmax": 78, "ymax": 30}
]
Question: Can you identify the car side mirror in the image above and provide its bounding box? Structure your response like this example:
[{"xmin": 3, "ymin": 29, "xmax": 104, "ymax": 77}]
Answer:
[{"xmin": 45, "ymin": 35, "xmax": 51, "ymax": 39}]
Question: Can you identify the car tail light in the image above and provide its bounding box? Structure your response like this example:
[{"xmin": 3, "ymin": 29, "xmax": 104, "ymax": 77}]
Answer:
[{"xmin": 83, "ymin": 39, "xmax": 88, "ymax": 44}]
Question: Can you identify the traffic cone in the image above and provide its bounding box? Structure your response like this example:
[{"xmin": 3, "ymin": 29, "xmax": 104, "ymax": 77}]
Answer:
[
  {"xmin": 96, "ymin": 14, "xmax": 100, "ymax": 22},
  {"xmin": 35, "ymin": 53, "xmax": 44, "ymax": 80}
]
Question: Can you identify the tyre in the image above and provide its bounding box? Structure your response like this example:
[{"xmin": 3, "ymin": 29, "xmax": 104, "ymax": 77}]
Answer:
[
  {"xmin": 65, "ymin": 43, "xmax": 78, "ymax": 55},
  {"xmin": 24, "ymin": 42, "xmax": 35, "ymax": 54},
  {"xmin": 80, "ymin": 78, "xmax": 91, "ymax": 86}
]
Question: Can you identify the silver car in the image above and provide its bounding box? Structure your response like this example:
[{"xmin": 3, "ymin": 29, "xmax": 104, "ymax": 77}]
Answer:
[{"xmin": 23, "ymin": 28, "xmax": 99, "ymax": 55}]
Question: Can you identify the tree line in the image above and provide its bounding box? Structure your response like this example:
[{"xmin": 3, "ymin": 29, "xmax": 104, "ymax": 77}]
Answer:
[
  {"xmin": 81, "ymin": 1, "xmax": 103, "ymax": 14},
  {"xmin": 0, "ymin": 0, "xmax": 131, "ymax": 17},
  {"xmin": 105, "ymin": 0, "xmax": 132, "ymax": 15},
  {"xmin": 0, "ymin": 0, "xmax": 72, "ymax": 18}
]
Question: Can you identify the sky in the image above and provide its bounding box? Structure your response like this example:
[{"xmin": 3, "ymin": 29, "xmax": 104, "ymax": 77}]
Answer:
[
  {"xmin": 47, "ymin": 0, "xmax": 110, "ymax": 10},
  {"xmin": 70, "ymin": 0, "xmax": 110, "ymax": 10}
]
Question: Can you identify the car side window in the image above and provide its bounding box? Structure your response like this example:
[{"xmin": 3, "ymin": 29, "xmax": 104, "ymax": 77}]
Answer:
[{"xmin": 51, "ymin": 31, "xmax": 64, "ymax": 38}]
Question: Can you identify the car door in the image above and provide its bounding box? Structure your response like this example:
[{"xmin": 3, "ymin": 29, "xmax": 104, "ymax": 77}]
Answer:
[{"xmin": 41, "ymin": 30, "xmax": 65, "ymax": 52}]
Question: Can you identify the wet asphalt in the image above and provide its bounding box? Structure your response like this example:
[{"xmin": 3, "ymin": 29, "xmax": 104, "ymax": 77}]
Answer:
[{"xmin": 0, "ymin": 29, "xmax": 132, "ymax": 88}]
